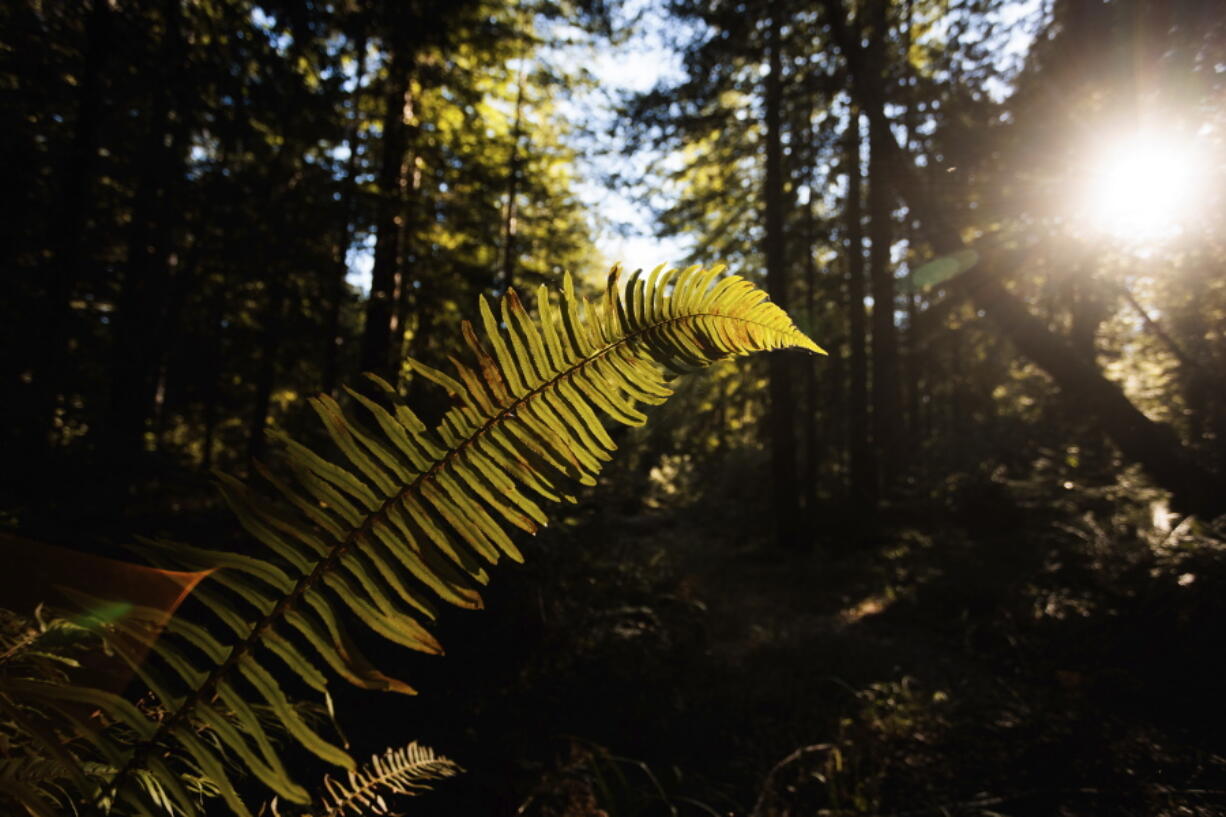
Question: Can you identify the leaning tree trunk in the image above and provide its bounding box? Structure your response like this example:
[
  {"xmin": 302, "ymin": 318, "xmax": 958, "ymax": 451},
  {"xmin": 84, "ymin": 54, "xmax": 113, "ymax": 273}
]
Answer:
[{"xmin": 821, "ymin": 0, "xmax": 1226, "ymax": 519}]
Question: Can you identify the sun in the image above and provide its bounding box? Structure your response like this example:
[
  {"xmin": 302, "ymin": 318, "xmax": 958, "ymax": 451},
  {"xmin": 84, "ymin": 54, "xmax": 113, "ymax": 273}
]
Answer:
[{"xmin": 1080, "ymin": 131, "xmax": 1205, "ymax": 245}]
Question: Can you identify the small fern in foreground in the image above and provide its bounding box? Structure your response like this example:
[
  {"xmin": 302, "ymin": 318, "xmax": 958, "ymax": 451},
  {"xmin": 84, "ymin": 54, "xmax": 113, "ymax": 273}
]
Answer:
[
  {"xmin": 1, "ymin": 264, "xmax": 823, "ymax": 816},
  {"xmin": 317, "ymin": 742, "xmax": 460, "ymax": 816}
]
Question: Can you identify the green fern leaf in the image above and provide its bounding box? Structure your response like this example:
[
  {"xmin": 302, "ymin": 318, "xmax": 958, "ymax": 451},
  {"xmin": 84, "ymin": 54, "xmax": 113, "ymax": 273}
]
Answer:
[{"xmin": 75, "ymin": 264, "xmax": 822, "ymax": 814}]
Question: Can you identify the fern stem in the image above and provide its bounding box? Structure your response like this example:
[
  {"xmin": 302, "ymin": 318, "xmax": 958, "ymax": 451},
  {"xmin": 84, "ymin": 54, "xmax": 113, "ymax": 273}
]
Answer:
[
  {"xmin": 0, "ymin": 628, "xmax": 41, "ymax": 665},
  {"xmin": 320, "ymin": 743, "xmax": 456, "ymax": 816},
  {"xmin": 101, "ymin": 308, "xmax": 774, "ymax": 811}
]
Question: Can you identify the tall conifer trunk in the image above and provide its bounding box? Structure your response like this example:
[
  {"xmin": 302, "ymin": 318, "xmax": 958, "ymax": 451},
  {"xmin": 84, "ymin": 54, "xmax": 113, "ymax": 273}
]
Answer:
[
  {"xmin": 901, "ymin": 0, "xmax": 924, "ymax": 455},
  {"xmin": 108, "ymin": 0, "xmax": 187, "ymax": 464},
  {"xmin": 500, "ymin": 60, "xmax": 527, "ymax": 294},
  {"xmin": 764, "ymin": 4, "xmax": 803, "ymax": 549},
  {"xmin": 36, "ymin": 0, "xmax": 111, "ymax": 447},
  {"xmin": 323, "ymin": 33, "xmax": 369, "ymax": 395},
  {"xmin": 247, "ymin": 272, "xmax": 288, "ymax": 465},
  {"xmin": 845, "ymin": 108, "xmax": 874, "ymax": 508},
  {"xmin": 866, "ymin": 0, "xmax": 901, "ymax": 495},
  {"xmin": 362, "ymin": 38, "xmax": 414, "ymax": 383},
  {"xmin": 803, "ymin": 145, "xmax": 821, "ymax": 519},
  {"xmin": 391, "ymin": 145, "xmax": 421, "ymax": 390},
  {"xmin": 200, "ymin": 277, "xmax": 226, "ymax": 472},
  {"xmin": 246, "ymin": 135, "xmax": 301, "ymax": 464}
]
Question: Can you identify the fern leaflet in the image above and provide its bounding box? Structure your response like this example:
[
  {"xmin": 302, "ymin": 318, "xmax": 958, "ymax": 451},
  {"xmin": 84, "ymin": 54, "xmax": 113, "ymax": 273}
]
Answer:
[{"xmin": 24, "ymin": 264, "xmax": 822, "ymax": 815}]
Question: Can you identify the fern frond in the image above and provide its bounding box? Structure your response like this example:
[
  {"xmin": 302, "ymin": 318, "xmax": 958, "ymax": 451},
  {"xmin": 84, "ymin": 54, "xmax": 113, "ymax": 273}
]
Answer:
[
  {"xmin": 318, "ymin": 742, "xmax": 460, "ymax": 816},
  {"xmin": 0, "ymin": 757, "xmax": 78, "ymax": 817},
  {"xmin": 0, "ymin": 605, "xmax": 211, "ymax": 817},
  {"xmin": 76, "ymin": 264, "xmax": 821, "ymax": 814}
]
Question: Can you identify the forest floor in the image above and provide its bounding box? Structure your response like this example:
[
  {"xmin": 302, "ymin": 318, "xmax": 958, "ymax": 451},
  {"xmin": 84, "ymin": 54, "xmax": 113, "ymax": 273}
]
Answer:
[
  {"xmin": 400, "ymin": 480, "xmax": 1226, "ymax": 817},
  {"xmin": 12, "ymin": 455, "xmax": 1224, "ymax": 816}
]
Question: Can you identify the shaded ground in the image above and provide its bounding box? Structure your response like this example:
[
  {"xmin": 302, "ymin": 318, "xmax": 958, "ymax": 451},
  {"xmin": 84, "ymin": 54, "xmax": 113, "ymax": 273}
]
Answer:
[
  {"xmin": 390, "ymin": 481, "xmax": 1226, "ymax": 816},
  {"xmin": 13, "ymin": 453, "xmax": 1222, "ymax": 816}
]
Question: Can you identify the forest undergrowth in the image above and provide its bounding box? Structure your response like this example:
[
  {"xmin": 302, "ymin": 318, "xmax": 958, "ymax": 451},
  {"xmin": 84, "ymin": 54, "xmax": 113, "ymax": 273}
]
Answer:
[
  {"xmin": 7, "ymin": 406, "xmax": 1223, "ymax": 816},
  {"xmin": 396, "ymin": 459, "xmax": 1226, "ymax": 817}
]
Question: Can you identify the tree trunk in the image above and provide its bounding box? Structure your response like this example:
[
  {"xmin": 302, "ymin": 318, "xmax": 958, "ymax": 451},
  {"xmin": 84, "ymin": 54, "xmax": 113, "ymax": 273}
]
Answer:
[
  {"xmin": 152, "ymin": 238, "xmax": 198, "ymax": 452},
  {"xmin": 247, "ymin": 273, "xmax": 288, "ymax": 465},
  {"xmin": 500, "ymin": 59, "xmax": 527, "ymax": 293},
  {"xmin": 200, "ymin": 279, "xmax": 226, "ymax": 472},
  {"xmin": 901, "ymin": 0, "xmax": 924, "ymax": 455},
  {"xmin": 107, "ymin": 0, "xmax": 186, "ymax": 464},
  {"xmin": 822, "ymin": 0, "xmax": 1226, "ymax": 518},
  {"xmin": 866, "ymin": 0, "xmax": 901, "ymax": 495},
  {"xmin": 246, "ymin": 57, "xmax": 305, "ymax": 465},
  {"xmin": 391, "ymin": 145, "xmax": 421, "ymax": 391},
  {"xmin": 148, "ymin": 1, "xmax": 193, "ymax": 453},
  {"xmin": 361, "ymin": 42, "xmax": 414, "ymax": 382},
  {"xmin": 323, "ymin": 33, "xmax": 369, "ymax": 395},
  {"xmin": 803, "ymin": 162, "xmax": 821, "ymax": 517},
  {"xmin": 845, "ymin": 108, "xmax": 874, "ymax": 508},
  {"xmin": 826, "ymin": 324, "xmax": 848, "ymax": 495},
  {"xmin": 764, "ymin": 5, "xmax": 803, "ymax": 549},
  {"xmin": 36, "ymin": 0, "xmax": 112, "ymax": 446}
]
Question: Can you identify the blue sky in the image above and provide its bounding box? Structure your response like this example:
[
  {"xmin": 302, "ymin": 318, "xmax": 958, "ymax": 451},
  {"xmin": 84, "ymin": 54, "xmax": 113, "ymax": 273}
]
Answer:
[{"xmin": 348, "ymin": 0, "xmax": 691, "ymax": 293}]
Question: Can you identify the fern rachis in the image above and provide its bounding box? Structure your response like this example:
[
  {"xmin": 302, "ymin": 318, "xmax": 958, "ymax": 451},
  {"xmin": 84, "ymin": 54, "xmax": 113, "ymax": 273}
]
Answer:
[
  {"xmin": 11, "ymin": 264, "xmax": 822, "ymax": 816},
  {"xmin": 316, "ymin": 742, "xmax": 460, "ymax": 816}
]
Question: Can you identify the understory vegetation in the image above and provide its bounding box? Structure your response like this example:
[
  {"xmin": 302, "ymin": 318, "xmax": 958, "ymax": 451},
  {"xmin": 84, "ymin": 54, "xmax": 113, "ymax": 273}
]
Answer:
[
  {"xmin": 4, "ymin": 0, "xmax": 1226, "ymax": 814},
  {"xmin": 430, "ymin": 459, "xmax": 1226, "ymax": 815}
]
